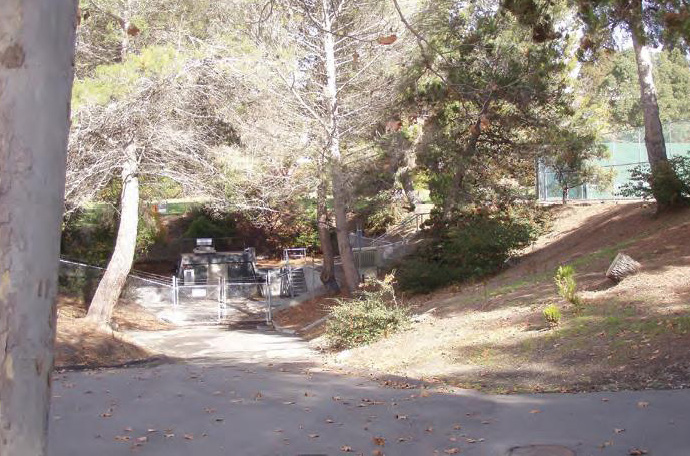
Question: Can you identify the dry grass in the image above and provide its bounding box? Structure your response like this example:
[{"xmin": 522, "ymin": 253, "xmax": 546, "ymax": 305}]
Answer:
[
  {"xmin": 55, "ymin": 295, "xmax": 172, "ymax": 369},
  {"xmin": 327, "ymin": 202, "xmax": 690, "ymax": 392},
  {"xmin": 273, "ymin": 293, "xmax": 343, "ymax": 339}
]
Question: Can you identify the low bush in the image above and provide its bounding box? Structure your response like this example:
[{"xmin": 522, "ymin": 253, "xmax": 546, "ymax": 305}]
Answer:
[
  {"xmin": 543, "ymin": 304, "xmax": 562, "ymax": 327},
  {"xmin": 397, "ymin": 205, "xmax": 547, "ymax": 294},
  {"xmin": 619, "ymin": 155, "xmax": 690, "ymax": 203},
  {"xmin": 326, "ymin": 276, "xmax": 410, "ymax": 349}
]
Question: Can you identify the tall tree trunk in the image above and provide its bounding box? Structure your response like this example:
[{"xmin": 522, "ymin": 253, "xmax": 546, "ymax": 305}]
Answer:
[
  {"xmin": 86, "ymin": 145, "xmax": 139, "ymax": 324},
  {"xmin": 316, "ymin": 162, "xmax": 340, "ymax": 294},
  {"xmin": 399, "ymin": 168, "xmax": 418, "ymax": 212},
  {"xmin": 0, "ymin": 1, "xmax": 77, "ymax": 454},
  {"xmin": 630, "ymin": 22, "xmax": 685, "ymax": 210},
  {"xmin": 392, "ymin": 133, "xmax": 419, "ymax": 211},
  {"xmin": 120, "ymin": 0, "xmax": 133, "ymax": 61},
  {"xmin": 322, "ymin": 0, "xmax": 359, "ymax": 293}
]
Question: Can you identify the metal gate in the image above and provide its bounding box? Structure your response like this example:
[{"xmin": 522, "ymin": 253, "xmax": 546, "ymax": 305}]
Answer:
[{"xmin": 172, "ymin": 276, "xmax": 274, "ymax": 325}]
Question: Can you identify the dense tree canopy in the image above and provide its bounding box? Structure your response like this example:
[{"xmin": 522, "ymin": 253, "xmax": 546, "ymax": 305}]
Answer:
[
  {"xmin": 578, "ymin": 48, "xmax": 690, "ymax": 130},
  {"xmin": 61, "ymin": 0, "xmax": 690, "ymax": 321}
]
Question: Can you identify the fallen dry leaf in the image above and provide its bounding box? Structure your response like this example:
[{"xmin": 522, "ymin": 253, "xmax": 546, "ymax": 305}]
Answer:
[
  {"xmin": 308, "ymin": 434, "xmax": 319, "ymax": 439},
  {"xmin": 377, "ymin": 34, "xmax": 398, "ymax": 45},
  {"xmin": 637, "ymin": 401, "xmax": 649, "ymax": 408},
  {"xmin": 529, "ymin": 409, "xmax": 542, "ymax": 414},
  {"xmin": 115, "ymin": 435, "xmax": 131, "ymax": 442},
  {"xmin": 444, "ymin": 448, "xmax": 460, "ymax": 455},
  {"xmin": 615, "ymin": 428, "xmax": 626, "ymax": 434},
  {"xmin": 372, "ymin": 437, "xmax": 385, "ymax": 446},
  {"xmin": 135, "ymin": 437, "xmax": 147, "ymax": 443},
  {"xmin": 466, "ymin": 438, "xmax": 485, "ymax": 443},
  {"xmin": 184, "ymin": 433, "xmax": 194, "ymax": 440},
  {"xmin": 629, "ymin": 449, "xmax": 648, "ymax": 455},
  {"xmin": 372, "ymin": 450, "xmax": 384, "ymax": 456},
  {"xmin": 340, "ymin": 445, "xmax": 353, "ymax": 452}
]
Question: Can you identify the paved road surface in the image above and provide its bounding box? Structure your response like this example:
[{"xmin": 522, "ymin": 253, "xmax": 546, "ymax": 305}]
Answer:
[{"xmin": 49, "ymin": 326, "xmax": 690, "ymax": 455}]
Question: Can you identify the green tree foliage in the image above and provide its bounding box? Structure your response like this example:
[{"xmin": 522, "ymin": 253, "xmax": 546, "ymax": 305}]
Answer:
[
  {"xmin": 397, "ymin": 206, "xmax": 548, "ymax": 293},
  {"xmin": 395, "ymin": 0, "xmax": 590, "ymax": 213},
  {"xmin": 543, "ymin": 126, "xmax": 614, "ymax": 203},
  {"xmin": 578, "ymin": 49, "xmax": 690, "ymax": 130},
  {"xmin": 505, "ymin": 0, "xmax": 690, "ymax": 209}
]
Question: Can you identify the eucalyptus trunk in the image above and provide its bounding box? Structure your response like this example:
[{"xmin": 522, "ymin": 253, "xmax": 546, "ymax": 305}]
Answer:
[
  {"xmin": 630, "ymin": 23, "xmax": 685, "ymax": 210},
  {"xmin": 0, "ymin": 1, "xmax": 77, "ymax": 454},
  {"xmin": 321, "ymin": 0, "xmax": 360, "ymax": 293},
  {"xmin": 86, "ymin": 145, "xmax": 139, "ymax": 324}
]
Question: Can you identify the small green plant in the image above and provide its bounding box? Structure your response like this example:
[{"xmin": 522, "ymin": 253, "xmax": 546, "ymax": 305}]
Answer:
[
  {"xmin": 543, "ymin": 304, "xmax": 562, "ymax": 327},
  {"xmin": 326, "ymin": 275, "xmax": 410, "ymax": 349},
  {"xmin": 555, "ymin": 265, "xmax": 576, "ymax": 300},
  {"xmin": 555, "ymin": 265, "xmax": 584, "ymax": 312}
]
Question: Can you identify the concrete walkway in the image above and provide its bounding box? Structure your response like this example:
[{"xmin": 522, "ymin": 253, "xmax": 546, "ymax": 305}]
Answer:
[
  {"xmin": 126, "ymin": 325, "xmax": 316, "ymax": 364},
  {"xmin": 49, "ymin": 326, "xmax": 690, "ymax": 455}
]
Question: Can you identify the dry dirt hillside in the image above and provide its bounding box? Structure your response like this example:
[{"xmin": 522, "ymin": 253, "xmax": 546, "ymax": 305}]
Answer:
[{"xmin": 329, "ymin": 202, "xmax": 690, "ymax": 393}]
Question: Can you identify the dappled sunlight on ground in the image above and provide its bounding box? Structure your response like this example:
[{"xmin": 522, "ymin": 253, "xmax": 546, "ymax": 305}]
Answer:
[{"xmin": 331, "ymin": 203, "xmax": 690, "ymax": 392}]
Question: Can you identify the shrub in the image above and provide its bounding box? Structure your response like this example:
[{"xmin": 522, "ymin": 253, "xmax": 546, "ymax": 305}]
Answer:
[
  {"xmin": 543, "ymin": 304, "xmax": 562, "ymax": 327},
  {"xmin": 397, "ymin": 205, "xmax": 548, "ymax": 293},
  {"xmin": 183, "ymin": 208, "xmax": 236, "ymax": 240},
  {"xmin": 619, "ymin": 155, "xmax": 690, "ymax": 202},
  {"xmin": 326, "ymin": 276, "xmax": 410, "ymax": 349}
]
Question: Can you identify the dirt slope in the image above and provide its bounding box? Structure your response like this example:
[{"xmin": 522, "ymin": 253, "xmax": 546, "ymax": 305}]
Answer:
[
  {"xmin": 329, "ymin": 202, "xmax": 690, "ymax": 392},
  {"xmin": 55, "ymin": 296, "xmax": 171, "ymax": 369}
]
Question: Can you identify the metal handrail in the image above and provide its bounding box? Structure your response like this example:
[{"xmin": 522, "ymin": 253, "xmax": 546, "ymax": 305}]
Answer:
[{"xmin": 371, "ymin": 212, "xmax": 430, "ymax": 246}]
